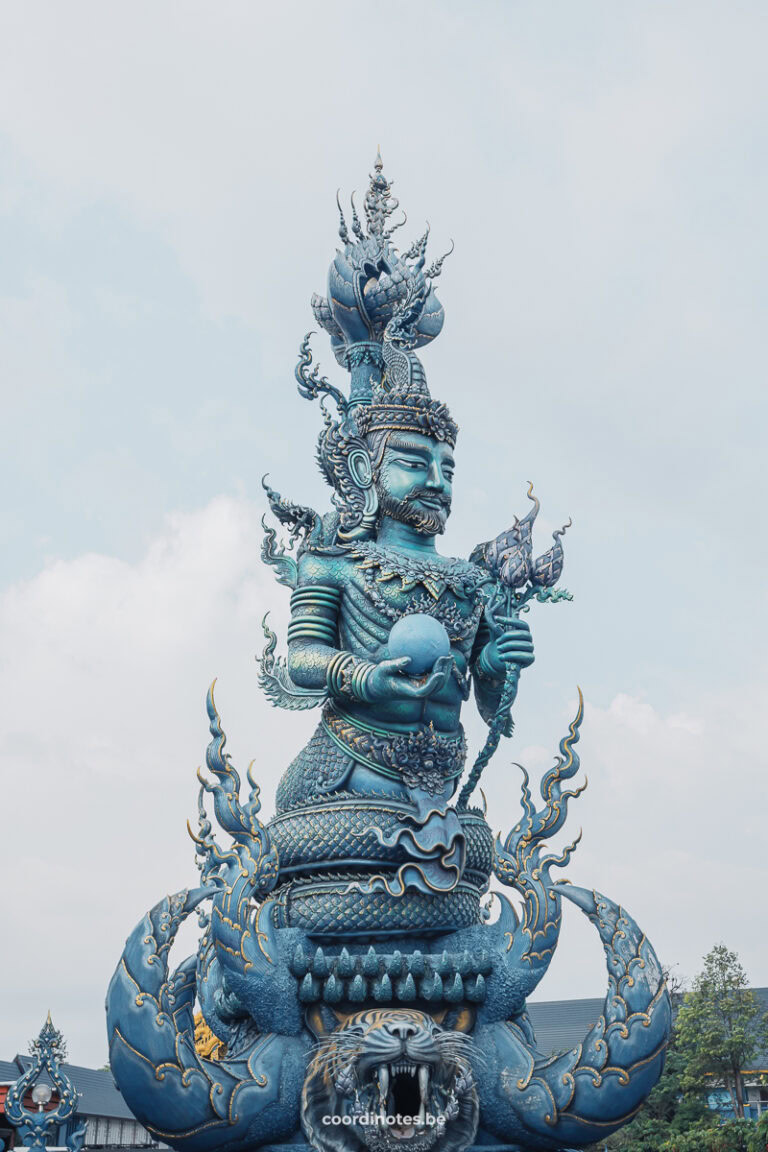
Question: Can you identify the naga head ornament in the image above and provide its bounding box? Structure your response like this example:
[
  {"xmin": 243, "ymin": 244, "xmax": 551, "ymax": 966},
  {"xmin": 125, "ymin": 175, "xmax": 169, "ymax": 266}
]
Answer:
[{"xmin": 294, "ymin": 153, "xmax": 458, "ymax": 540}]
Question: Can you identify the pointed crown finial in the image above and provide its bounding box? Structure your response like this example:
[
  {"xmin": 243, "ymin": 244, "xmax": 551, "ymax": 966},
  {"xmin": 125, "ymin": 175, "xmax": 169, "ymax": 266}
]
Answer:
[{"xmin": 307, "ymin": 155, "xmax": 456, "ymax": 442}]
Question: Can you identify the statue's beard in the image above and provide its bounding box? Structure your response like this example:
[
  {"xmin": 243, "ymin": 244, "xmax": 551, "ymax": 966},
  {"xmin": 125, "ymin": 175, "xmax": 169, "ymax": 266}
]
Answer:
[{"xmin": 376, "ymin": 487, "xmax": 451, "ymax": 536}]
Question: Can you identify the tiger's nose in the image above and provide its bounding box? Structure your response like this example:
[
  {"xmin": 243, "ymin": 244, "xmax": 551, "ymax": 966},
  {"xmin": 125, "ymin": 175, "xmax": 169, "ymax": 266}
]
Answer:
[{"xmin": 389, "ymin": 1022, "xmax": 417, "ymax": 1040}]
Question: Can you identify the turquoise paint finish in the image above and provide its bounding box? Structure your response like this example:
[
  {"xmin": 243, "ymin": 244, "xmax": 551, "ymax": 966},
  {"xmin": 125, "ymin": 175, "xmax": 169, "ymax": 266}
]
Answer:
[
  {"xmin": 106, "ymin": 155, "xmax": 670, "ymax": 1152},
  {"xmin": 387, "ymin": 614, "xmax": 452, "ymax": 675}
]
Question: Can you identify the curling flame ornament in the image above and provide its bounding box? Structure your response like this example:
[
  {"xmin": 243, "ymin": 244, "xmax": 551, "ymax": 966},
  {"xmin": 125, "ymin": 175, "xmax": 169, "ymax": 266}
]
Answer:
[
  {"xmin": 106, "ymin": 155, "xmax": 670, "ymax": 1152},
  {"xmin": 6, "ymin": 1015, "xmax": 86, "ymax": 1152}
]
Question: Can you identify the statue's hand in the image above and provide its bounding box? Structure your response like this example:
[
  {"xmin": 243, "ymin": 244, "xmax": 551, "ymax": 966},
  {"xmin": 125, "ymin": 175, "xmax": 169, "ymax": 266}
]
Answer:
[
  {"xmin": 482, "ymin": 616, "xmax": 534, "ymax": 676},
  {"xmin": 367, "ymin": 654, "xmax": 454, "ymax": 702}
]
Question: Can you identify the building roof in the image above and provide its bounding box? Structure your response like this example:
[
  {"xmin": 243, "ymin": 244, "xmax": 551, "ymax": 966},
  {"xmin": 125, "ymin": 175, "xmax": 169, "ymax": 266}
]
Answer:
[
  {"xmin": 528, "ymin": 995, "xmax": 602, "ymax": 1054},
  {"xmin": 0, "ymin": 1060, "xmax": 20, "ymax": 1084},
  {"xmin": 0, "ymin": 1056, "xmax": 134, "ymax": 1120},
  {"xmin": 528, "ymin": 987, "xmax": 768, "ymax": 1068}
]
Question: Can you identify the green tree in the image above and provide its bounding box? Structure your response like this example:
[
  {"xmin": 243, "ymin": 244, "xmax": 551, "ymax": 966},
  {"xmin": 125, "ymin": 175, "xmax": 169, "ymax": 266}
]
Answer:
[
  {"xmin": 661, "ymin": 1118, "xmax": 758, "ymax": 1151},
  {"xmin": 747, "ymin": 1112, "xmax": 768, "ymax": 1152},
  {"xmin": 676, "ymin": 945, "xmax": 768, "ymax": 1119}
]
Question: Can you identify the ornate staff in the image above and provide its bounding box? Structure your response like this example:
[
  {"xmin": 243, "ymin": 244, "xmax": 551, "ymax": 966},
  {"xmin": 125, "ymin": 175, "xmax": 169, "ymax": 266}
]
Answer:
[{"xmin": 458, "ymin": 486, "xmax": 571, "ymax": 810}]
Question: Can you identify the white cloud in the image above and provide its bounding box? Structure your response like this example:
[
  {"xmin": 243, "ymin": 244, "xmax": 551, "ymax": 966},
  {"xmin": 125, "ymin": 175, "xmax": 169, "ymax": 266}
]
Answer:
[{"xmin": 0, "ymin": 497, "xmax": 316, "ymax": 1063}]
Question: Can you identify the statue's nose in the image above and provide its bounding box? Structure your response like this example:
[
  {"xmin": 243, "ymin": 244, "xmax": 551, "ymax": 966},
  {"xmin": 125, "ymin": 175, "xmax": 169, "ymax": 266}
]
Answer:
[
  {"xmin": 425, "ymin": 461, "xmax": 447, "ymax": 490},
  {"xmin": 390, "ymin": 1021, "xmax": 418, "ymax": 1040}
]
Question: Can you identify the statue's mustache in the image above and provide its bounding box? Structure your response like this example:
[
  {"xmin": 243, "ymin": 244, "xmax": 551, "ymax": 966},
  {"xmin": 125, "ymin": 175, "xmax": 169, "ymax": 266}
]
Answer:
[{"xmin": 405, "ymin": 489, "xmax": 452, "ymax": 510}]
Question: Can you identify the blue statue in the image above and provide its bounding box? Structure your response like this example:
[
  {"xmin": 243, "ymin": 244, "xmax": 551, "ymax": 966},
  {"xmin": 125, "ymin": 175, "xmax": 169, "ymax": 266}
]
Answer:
[
  {"xmin": 106, "ymin": 154, "xmax": 671, "ymax": 1152},
  {"xmin": 6, "ymin": 1015, "xmax": 87, "ymax": 1152}
]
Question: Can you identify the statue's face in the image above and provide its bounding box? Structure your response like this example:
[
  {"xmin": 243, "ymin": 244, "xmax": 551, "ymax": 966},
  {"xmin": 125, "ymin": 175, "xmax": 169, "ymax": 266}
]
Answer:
[{"xmin": 374, "ymin": 432, "xmax": 454, "ymax": 535}]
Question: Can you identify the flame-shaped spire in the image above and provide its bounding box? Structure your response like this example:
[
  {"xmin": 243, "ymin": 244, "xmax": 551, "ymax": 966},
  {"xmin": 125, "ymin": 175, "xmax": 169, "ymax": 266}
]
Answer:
[
  {"xmin": 6, "ymin": 1016, "xmax": 86, "ymax": 1152},
  {"xmin": 303, "ymin": 154, "xmax": 457, "ymax": 440}
]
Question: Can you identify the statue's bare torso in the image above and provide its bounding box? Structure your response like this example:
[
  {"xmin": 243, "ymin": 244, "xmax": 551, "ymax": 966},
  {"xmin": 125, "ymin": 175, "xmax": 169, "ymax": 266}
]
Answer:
[{"xmin": 296, "ymin": 545, "xmax": 487, "ymax": 734}]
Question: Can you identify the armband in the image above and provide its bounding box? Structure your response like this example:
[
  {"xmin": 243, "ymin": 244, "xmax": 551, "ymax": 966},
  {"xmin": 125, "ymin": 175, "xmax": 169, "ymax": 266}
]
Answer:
[{"xmin": 287, "ymin": 584, "xmax": 341, "ymax": 646}]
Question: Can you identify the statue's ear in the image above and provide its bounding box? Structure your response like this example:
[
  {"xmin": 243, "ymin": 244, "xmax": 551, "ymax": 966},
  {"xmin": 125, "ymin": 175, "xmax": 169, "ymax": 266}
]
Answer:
[
  {"xmin": 438, "ymin": 1006, "xmax": 476, "ymax": 1034},
  {"xmin": 305, "ymin": 1004, "xmax": 350, "ymax": 1038},
  {"xmin": 347, "ymin": 446, "xmax": 373, "ymax": 490},
  {"xmin": 345, "ymin": 445, "xmax": 378, "ymax": 526},
  {"xmin": 317, "ymin": 423, "xmax": 378, "ymax": 541},
  {"xmin": 336, "ymin": 439, "xmax": 378, "ymax": 542}
]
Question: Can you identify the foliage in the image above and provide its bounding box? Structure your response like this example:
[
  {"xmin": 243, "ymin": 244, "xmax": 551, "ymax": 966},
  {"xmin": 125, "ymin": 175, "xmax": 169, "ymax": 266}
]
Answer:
[
  {"xmin": 661, "ymin": 1118, "xmax": 760, "ymax": 1151},
  {"xmin": 595, "ymin": 1116, "xmax": 763, "ymax": 1152},
  {"xmin": 747, "ymin": 1112, "xmax": 768, "ymax": 1152},
  {"xmin": 676, "ymin": 945, "xmax": 768, "ymax": 1117}
]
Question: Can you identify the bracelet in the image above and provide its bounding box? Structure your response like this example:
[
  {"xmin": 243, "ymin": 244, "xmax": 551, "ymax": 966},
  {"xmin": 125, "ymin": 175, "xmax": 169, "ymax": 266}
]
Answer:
[
  {"xmin": 349, "ymin": 659, "xmax": 376, "ymax": 703},
  {"xmin": 475, "ymin": 643, "xmax": 504, "ymax": 680},
  {"xmin": 326, "ymin": 651, "xmax": 376, "ymax": 703},
  {"xmin": 326, "ymin": 651, "xmax": 353, "ymax": 697}
]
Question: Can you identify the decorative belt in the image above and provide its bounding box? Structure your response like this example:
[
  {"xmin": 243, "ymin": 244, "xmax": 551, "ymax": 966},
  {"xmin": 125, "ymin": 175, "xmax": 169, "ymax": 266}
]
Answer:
[{"xmin": 322, "ymin": 703, "xmax": 467, "ymax": 795}]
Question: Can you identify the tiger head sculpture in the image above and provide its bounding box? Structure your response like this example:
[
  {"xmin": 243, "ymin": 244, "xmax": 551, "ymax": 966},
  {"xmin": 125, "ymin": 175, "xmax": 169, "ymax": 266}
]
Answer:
[{"xmin": 302, "ymin": 1008, "xmax": 479, "ymax": 1152}]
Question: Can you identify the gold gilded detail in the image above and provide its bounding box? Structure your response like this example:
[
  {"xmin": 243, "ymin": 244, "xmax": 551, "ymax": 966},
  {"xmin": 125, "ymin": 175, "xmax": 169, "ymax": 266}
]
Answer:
[{"xmin": 193, "ymin": 1012, "xmax": 227, "ymax": 1061}]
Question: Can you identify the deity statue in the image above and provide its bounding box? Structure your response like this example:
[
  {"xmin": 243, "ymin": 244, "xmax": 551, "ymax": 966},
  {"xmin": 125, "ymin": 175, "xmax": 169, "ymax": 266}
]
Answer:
[{"xmin": 106, "ymin": 155, "xmax": 671, "ymax": 1152}]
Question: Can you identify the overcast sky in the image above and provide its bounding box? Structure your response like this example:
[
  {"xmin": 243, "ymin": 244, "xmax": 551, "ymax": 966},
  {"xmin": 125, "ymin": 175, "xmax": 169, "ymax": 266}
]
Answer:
[{"xmin": 1, "ymin": 0, "xmax": 767, "ymax": 1068}]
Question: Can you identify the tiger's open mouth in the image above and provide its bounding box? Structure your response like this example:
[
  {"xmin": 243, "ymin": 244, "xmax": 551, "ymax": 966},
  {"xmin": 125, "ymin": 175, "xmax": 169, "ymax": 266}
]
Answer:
[
  {"xmin": 376, "ymin": 1060, "xmax": 432, "ymax": 1133},
  {"xmin": 309, "ymin": 1011, "xmax": 478, "ymax": 1152},
  {"xmin": 355, "ymin": 1058, "xmax": 454, "ymax": 1149}
]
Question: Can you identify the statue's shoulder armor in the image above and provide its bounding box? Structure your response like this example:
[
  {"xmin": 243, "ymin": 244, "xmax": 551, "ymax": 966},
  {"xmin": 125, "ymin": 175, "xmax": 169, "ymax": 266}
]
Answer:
[
  {"xmin": 295, "ymin": 546, "xmax": 348, "ymax": 590},
  {"xmin": 446, "ymin": 554, "xmax": 492, "ymax": 585}
]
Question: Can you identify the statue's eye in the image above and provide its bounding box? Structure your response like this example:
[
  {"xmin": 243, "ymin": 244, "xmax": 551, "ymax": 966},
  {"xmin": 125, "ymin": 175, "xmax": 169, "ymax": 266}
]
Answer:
[{"xmin": 394, "ymin": 457, "xmax": 424, "ymax": 470}]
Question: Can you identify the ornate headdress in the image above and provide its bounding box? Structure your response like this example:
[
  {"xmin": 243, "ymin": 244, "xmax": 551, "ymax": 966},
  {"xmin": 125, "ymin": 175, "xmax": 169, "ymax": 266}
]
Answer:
[
  {"xmin": 304, "ymin": 151, "xmax": 457, "ymax": 446},
  {"xmin": 272, "ymin": 155, "xmax": 457, "ymax": 545}
]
